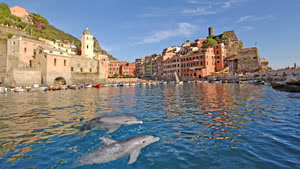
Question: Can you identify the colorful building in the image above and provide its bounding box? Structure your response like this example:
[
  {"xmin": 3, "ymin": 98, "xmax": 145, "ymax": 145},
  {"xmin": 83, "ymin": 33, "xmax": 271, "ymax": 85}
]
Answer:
[{"xmin": 108, "ymin": 60, "xmax": 136, "ymax": 77}]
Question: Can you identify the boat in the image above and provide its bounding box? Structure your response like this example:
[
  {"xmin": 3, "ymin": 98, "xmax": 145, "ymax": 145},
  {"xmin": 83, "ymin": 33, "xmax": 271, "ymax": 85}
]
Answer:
[
  {"xmin": 0, "ymin": 87, "xmax": 8, "ymax": 93},
  {"xmin": 69, "ymin": 85, "xmax": 78, "ymax": 89},
  {"xmin": 14, "ymin": 87, "xmax": 25, "ymax": 92},
  {"xmin": 95, "ymin": 84, "xmax": 101, "ymax": 88},
  {"xmin": 85, "ymin": 84, "xmax": 92, "ymax": 88},
  {"xmin": 119, "ymin": 83, "xmax": 124, "ymax": 87},
  {"xmin": 178, "ymin": 81, "xmax": 184, "ymax": 85},
  {"xmin": 124, "ymin": 83, "xmax": 130, "ymax": 86}
]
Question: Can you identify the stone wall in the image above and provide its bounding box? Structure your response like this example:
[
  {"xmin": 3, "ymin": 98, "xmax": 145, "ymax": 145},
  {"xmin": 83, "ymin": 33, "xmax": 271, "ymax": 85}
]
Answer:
[
  {"xmin": 12, "ymin": 70, "xmax": 41, "ymax": 86},
  {"xmin": 238, "ymin": 48, "xmax": 261, "ymax": 73},
  {"xmin": 46, "ymin": 72, "xmax": 71, "ymax": 85},
  {"xmin": 70, "ymin": 72, "xmax": 100, "ymax": 84},
  {"xmin": 0, "ymin": 24, "xmax": 29, "ymax": 38},
  {"xmin": 224, "ymin": 40, "xmax": 243, "ymax": 58},
  {"xmin": 0, "ymin": 39, "xmax": 7, "ymax": 73}
]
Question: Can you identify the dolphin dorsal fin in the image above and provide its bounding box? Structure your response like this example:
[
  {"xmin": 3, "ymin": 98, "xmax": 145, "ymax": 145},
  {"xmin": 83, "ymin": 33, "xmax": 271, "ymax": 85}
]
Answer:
[
  {"xmin": 128, "ymin": 148, "xmax": 141, "ymax": 164},
  {"xmin": 100, "ymin": 137, "xmax": 117, "ymax": 145}
]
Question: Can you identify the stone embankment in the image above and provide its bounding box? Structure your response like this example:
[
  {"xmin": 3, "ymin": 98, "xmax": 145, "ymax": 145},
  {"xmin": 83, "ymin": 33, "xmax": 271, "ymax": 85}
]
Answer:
[{"xmin": 207, "ymin": 69, "xmax": 300, "ymax": 83}]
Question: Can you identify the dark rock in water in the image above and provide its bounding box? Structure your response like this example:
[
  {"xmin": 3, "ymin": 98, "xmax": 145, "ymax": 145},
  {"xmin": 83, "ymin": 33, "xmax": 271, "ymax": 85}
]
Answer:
[
  {"xmin": 271, "ymin": 82, "xmax": 300, "ymax": 93},
  {"xmin": 288, "ymin": 95, "xmax": 300, "ymax": 99}
]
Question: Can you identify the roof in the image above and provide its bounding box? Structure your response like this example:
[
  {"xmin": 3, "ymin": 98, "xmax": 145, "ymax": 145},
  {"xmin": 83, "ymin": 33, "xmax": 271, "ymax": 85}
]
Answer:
[{"xmin": 82, "ymin": 27, "xmax": 92, "ymax": 36}]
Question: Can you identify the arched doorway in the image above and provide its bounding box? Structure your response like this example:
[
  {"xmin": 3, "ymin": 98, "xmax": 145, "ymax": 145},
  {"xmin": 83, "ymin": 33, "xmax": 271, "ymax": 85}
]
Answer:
[{"xmin": 54, "ymin": 77, "xmax": 66, "ymax": 86}]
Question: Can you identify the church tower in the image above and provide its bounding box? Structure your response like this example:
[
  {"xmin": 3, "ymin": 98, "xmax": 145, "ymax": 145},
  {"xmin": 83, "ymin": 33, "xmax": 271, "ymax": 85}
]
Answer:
[{"xmin": 81, "ymin": 27, "xmax": 94, "ymax": 58}]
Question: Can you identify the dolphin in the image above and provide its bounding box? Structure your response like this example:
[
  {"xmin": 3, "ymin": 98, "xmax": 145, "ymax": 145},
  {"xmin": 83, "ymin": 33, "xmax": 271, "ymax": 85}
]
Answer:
[
  {"xmin": 78, "ymin": 135, "xmax": 160, "ymax": 166},
  {"xmin": 81, "ymin": 115, "xmax": 143, "ymax": 134}
]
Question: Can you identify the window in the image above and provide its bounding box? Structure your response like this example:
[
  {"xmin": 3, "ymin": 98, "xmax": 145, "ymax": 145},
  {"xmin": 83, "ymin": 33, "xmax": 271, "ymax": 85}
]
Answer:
[
  {"xmin": 29, "ymin": 60, "xmax": 32, "ymax": 67},
  {"xmin": 54, "ymin": 59, "xmax": 56, "ymax": 66},
  {"xmin": 253, "ymin": 57, "xmax": 257, "ymax": 59},
  {"xmin": 217, "ymin": 61, "xmax": 220, "ymax": 63},
  {"xmin": 64, "ymin": 60, "xmax": 66, "ymax": 66},
  {"xmin": 71, "ymin": 67, "xmax": 74, "ymax": 71},
  {"xmin": 87, "ymin": 45, "xmax": 89, "ymax": 49},
  {"xmin": 217, "ymin": 51, "xmax": 219, "ymax": 54},
  {"xmin": 217, "ymin": 56, "xmax": 220, "ymax": 59},
  {"xmin": 87, "ymin": 37, "xmax": 88, "ymax": 40},
  {"xmin": 24, "ymin": 48, "xmax": 27, "ymax": 53},
  {"xmin": 90, "ymin": 68, "xmax": 92, "ymax": 72},
  {"xmin": 81, "ymin": 68, "xmax": 83, "ymax": 72}
]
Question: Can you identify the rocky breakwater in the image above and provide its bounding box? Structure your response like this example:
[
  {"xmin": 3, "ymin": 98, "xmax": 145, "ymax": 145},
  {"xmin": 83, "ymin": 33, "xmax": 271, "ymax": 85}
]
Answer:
[{"xmin": 271, "ymin": 76, "xmax": 300, "ymax": 93}]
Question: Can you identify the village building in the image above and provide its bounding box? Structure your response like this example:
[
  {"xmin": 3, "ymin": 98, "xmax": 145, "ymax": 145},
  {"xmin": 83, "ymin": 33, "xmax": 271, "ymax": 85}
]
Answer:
[
  {"xmin": 108, "ymin": 60, "xmax": 136, "ymax": 77},
  {"xmin": 0, "ymin": 27, "xmax": 110, "ymax": 86}
]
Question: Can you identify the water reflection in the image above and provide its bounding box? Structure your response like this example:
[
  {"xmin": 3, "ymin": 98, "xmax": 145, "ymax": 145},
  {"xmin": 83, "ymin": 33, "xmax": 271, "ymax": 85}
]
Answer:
[{"xmin": 161, "ymin": 83, "xmax": 266, "ymax": 147}]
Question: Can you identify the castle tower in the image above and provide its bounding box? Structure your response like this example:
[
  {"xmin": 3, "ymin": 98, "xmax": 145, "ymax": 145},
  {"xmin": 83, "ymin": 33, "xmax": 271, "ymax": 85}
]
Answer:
[
  {"xmin": 81, "ymin": 27, "xmax": 94, "ymax": 58},
  {"xmin": 208, "ymin": 27, "xmax": 214, "ymax": 37}
]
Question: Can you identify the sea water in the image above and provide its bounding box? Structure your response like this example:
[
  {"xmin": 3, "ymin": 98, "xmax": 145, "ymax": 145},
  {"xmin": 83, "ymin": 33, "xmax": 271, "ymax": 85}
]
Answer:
[{"xmin": 0, "ymin": 83, "xmax": 299, "ymax": 169}]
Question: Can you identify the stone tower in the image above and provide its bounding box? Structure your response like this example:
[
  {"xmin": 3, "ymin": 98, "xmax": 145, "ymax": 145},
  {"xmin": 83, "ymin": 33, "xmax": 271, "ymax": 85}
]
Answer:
[
  {"xmin": 81, "ymin": 27, "xmax": 94, "ymax": 58},
  {"xmin": 208, "ymin": 27, "xmax": 214, "ymax": 37}
]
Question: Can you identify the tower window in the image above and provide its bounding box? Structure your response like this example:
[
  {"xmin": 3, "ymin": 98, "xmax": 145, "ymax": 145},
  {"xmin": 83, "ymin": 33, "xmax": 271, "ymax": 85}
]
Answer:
[
  {"xmin": 64, "ymin": 60, "xmax": 66, "ymax": 66},
  {"xmin": 87, "ymin": 45, "xmax": 89, "ymax": 49},
  {"xmin": 54, "ymin": 59, "xmax": 56, "ymax": 66},
  {"xmin": 90, "ymin": 68, "xmax": 92, "ymax": 72},
  {"xmin": 71, "ymin": 67, "xmax": 73, "ymax": 71},
  {"xmin": 81, "ymin": 68, "xmax": 83, "ymax": 72}
]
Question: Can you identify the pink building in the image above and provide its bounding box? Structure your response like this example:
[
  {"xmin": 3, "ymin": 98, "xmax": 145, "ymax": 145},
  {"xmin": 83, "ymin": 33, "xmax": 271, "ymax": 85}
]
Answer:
[
  {"xmin": 180, "ymin": 47, "xmax": 215, "ymax": 79},
  {"xmin": 7, "ymin": 36, "xmax": 49, "ymax": 68},
  {"xmin": 9, "ymin": 6, "xmax": 30, "ymax": 18},
  {"xmin": 214, "ymin": 43, "xmax": 226, "ymax": 72}
]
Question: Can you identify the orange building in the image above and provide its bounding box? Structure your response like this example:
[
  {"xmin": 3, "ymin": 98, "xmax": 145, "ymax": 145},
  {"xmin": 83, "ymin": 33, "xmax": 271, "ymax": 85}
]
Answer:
[
  {"xmin": 9, "ymin": 6, "xmax": 30, "ymax": 18},
  {"xmin": 214, "ymin": 43, "xmax": 226, "ymax": 72},
  {"xmin": 108, "ymin": 60, "xmax": 136, "ymax": 77},
  {"xmin": 180, "ymin": 47, "xmax": 215, "ymax": 79}
]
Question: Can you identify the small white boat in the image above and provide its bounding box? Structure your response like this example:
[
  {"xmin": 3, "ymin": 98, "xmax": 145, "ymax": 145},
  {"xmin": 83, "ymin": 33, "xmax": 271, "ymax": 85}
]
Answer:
[
  {"xmin": 14, "ymin": 87, "xmax": 25, "ymax": 92},
  {"xmin": 124, "ymin": 83, "xmax": 130, "ymax": 86},
  {"xmin": 178, "ymin": 81, "xmax": 184, "ymax": 85},
  {"xmin": 0, "ymin": 87, "xmax": 8, "ymax": 93},
  {"xmin": 85, "ymin": 84, "xmax": 92, "ymax": 88}
]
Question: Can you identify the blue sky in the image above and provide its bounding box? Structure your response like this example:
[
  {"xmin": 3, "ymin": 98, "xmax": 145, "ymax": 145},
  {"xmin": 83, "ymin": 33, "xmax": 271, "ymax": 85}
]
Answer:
[{"xmin": 3, "ymin": 0, "xmax": 300, "ymax": 69}]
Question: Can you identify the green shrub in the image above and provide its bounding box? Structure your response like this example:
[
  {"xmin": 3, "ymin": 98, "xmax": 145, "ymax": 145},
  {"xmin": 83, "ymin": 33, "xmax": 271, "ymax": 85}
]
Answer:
[{"xmin": 7, "ymin": 33, "xmax": 13, "ymax": 38}]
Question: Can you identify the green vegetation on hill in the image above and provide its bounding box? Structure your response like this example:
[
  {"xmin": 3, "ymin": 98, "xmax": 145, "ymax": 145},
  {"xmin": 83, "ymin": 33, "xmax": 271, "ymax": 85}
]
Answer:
[
  {"xmin": 202, "ymin": 37, "xmax": 217, "ymax": 48},
  {"xmin": 0, "ymin": 3, "xmax": 25, "ymax": 28},
  {"xmin": 0, "ymin": 3, "xmax": 116, "ymax": 60}
]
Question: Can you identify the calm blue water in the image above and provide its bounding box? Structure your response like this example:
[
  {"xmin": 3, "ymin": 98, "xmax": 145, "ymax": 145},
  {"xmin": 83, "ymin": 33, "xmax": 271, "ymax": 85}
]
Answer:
[{"xmin": 0, "ymin": 83, "xmax": 299, "ymax": 169}]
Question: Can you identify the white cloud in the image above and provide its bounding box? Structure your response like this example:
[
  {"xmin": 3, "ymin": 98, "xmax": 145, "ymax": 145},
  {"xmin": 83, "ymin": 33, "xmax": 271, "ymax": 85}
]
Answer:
[
  {"xmin": 223, "ymin": 0, "xmax": 244, "ymax": 8},
  {"xmin": 182, "ymin": 7, "xmax": 216, "ymax": 16},
  {"xmin": 237, "ymin": 15, "xmax": 273, "ymax": 22},
  {"xmin": 138, "ymin": 23, "xmax": 198, "ymax": 44}
]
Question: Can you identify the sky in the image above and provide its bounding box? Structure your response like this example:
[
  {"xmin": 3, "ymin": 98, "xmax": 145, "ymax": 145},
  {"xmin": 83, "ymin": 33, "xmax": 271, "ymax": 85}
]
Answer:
[{"xmin": 2, "ymin": 0, "xmax": 300, "ymax": 69}]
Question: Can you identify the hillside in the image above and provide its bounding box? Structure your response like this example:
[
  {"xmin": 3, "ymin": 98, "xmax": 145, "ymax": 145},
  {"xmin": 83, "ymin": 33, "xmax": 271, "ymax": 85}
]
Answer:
[{"xmin": 0, "ymin": 3, "xmax": 116, "ymax": 60}]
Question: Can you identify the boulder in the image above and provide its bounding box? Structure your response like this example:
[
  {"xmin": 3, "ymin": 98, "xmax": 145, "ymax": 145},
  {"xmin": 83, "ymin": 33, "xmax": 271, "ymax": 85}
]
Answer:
[
  {"xmin": 286, "ymin": 76, "xmax": 300, "ymax": 85},
  {"xmin": 271, "ymin": 82, "xmax": 300, "ymax": 93}
]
